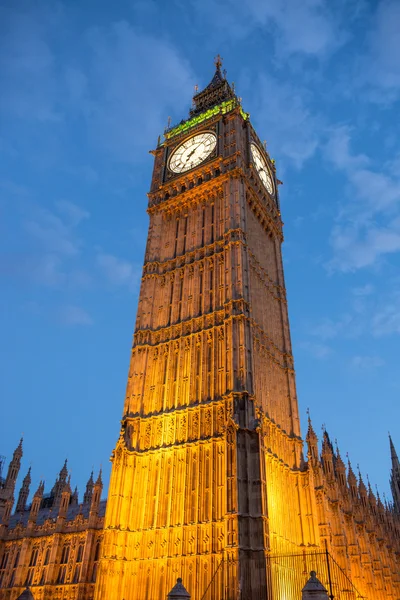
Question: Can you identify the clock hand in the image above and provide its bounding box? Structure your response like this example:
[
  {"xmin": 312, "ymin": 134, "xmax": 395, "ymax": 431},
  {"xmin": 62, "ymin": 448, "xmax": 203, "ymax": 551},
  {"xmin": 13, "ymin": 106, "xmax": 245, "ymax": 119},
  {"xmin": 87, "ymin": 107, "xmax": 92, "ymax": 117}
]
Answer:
[
  {"xmin": 186, "ymin": 148, "xmax": 197, "ymax": 161},
  {"xmin": 185, "ymin": 141, "xmax": 204, "ymax": 162}
]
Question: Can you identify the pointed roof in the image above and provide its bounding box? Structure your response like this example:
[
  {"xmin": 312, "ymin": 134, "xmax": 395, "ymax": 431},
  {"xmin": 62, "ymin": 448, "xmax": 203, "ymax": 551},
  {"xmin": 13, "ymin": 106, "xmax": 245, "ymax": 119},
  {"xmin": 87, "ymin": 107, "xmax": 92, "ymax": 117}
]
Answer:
[
  {"xmin": 34, "ymin": 480, "xmax": 44, "ymax": 498},
  {"xmin": 86, "ymin": 470, "xmax": 94, "ymax": 488},
  {"xmin": 17, "ymin": 587, "xmax": 35, "ymax": 600},
  {"xmin": 301, "ymin": 571, "xmax": 328, "ymax": 598},
  {"xmin": 389, "ymin": 434, "xmax": 399, "ymax": 469},
  {"xmin": 23, "ymin": 467, "xmax": 32, "ymax": 486},
  {"xmin": 95, "ymin": 468, "xmax": 103, "ymax": 486},
  {"xmin": 334, "ymin": 444, "xmax": 346, "ymax": 474},
  {"xmin": 306, "ymin": 411, "xmax": 318, "ymax": 442},
  {"xmin": 347, "ymin": 458, "xmax": 357, "ymax": 487},
  {"xmin": 59, "ymin": 459, "xmax": 68, "ymax": 481},
  {"xmin": 13, "ymin": 438, "xmax": 23, "ymax": 459},
  {"xmin": 167, "ymin": 578, "xmax": 190, "ymax": 600},
  {"xmin": 190, "ymin": 56, "xmax": 236, "ymax": 118}
]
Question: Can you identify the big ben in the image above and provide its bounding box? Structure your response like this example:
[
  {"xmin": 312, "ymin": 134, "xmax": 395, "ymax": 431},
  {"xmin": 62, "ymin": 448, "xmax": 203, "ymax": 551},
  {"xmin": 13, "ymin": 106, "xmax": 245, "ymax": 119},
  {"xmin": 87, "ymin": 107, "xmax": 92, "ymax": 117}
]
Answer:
[
  {"xmin": 93, "ymin": 59, "xmax": 400, "ymax": 600},
  {"xmin": 93, "ymin": 56, "xmax": 313, "ymax": 600}
]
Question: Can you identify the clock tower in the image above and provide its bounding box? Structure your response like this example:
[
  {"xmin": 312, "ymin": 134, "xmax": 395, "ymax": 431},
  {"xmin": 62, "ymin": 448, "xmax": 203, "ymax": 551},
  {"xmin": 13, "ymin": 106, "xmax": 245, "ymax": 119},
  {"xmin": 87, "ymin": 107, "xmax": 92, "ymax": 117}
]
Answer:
[{"xmin": 95, "ymin": 58, "xmax": 316, "ymax": 600}]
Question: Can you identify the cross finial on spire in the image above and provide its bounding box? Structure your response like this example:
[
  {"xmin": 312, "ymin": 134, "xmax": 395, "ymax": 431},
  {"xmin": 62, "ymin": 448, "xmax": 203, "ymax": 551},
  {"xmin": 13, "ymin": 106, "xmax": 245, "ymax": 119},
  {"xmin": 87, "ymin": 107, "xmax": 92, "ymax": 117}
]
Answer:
[{"xmin": 214, "ymin": 54, "xmax": 223, "ymax": 70}]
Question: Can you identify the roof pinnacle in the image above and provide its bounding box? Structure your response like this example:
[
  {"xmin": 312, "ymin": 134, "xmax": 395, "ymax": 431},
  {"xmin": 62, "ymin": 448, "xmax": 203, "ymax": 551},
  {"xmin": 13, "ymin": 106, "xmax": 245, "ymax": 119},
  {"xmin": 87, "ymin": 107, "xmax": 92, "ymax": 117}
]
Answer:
[{"xmin": 214, "ymin": 54, "xmax": 223, "ymax": 70}]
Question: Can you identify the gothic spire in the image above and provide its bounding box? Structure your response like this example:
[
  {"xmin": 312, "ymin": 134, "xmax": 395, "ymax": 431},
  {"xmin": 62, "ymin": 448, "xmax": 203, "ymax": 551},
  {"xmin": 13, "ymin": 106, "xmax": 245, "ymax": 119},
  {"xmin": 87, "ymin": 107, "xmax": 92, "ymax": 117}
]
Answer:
[
  {"xmin": 389, "ymin": 434, "xmax": 400, "ymax": 513},
  {"xmin": 59, "ymin": 459, "xmax": 68, "ymax": 482},
  {"xmin": 190, "ymin": 56, "xmax": 236, "ymax": 118},
  {"xmin": 84, "ymin": 470, "xmax": 94, "ymax": 504},
  {"xmin": 389, "ymin": 434, "xmax": 400, "ymax": 468},
  {"xmin": 14, "ymin": 438, "xmax": 23, "ymax": 459},
  {"xmin": 305, "ymin": 410, "xmax": 318, "ymax": 463},
  {"xmin": 95, "ymin": 468, "xmax": 103, "ymax": 486},
  {"xmin": 16, "ymin": 467, "xmax": 32, "ymax": 513}
]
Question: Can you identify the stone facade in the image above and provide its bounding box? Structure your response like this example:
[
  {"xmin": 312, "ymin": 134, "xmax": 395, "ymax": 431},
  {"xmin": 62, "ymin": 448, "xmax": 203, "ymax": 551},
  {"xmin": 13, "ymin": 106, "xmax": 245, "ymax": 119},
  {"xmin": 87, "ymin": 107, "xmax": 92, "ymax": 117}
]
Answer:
[
  {"xmin": 1, "ymin": 61, "xmax": 400, "ymax": 600},
  {"xmin": 0, "ymin": 455, "xmax": 104, "ymax": 600}
]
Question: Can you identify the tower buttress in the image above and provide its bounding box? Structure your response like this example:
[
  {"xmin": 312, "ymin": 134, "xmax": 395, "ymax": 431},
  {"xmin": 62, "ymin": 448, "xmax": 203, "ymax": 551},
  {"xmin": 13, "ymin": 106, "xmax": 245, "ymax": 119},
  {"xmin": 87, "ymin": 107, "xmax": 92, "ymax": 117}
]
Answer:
[
  {"xmin": 29, "ymin": 480, "xmax": 44, "ymax": 524},
  {"xmin": 347, "ymin": 458, "xmax": 358, "ymax": 501},
  {"xmin": 58, "ymin": 476, "xmax": 71, "ymax": 519},
  {"xmin": 90, "ymin": 469, "xmax": 103, "ymax": 518},
  {"xmin": 16, "ymin": 466, "xmax": 31, "ymax": 513},
  {"xmin": 306, "ymin": 413, "xmax": 318, "ymax": 464},
  {"xmin": 0, "ymin": 438, "xmax": 23, "ymax": 523},
  {"xmin": 83, "ymin": 471, "xmax": 94, "ymax": 504},
  {"xmin": 52, "ymin": 459, "xmax": 68, "ymax": 510},
  {"xmin": 389, "ymin": 434, "xmax": 400, "ymax": 513},
  {"xmin": 321, "ymin": 431, "xmax": 335, "ymax": 483}
]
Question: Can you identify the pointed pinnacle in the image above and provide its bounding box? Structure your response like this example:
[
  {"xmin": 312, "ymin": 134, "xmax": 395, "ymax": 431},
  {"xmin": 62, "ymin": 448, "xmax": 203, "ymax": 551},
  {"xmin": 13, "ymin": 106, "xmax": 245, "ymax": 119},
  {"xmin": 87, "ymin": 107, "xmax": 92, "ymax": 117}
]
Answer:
[
  {"xmin": 95, "ymin": 468, "xmax": 103, "ymax": 486},
  {"xmin": 389, "ymin": 434, "xmax": 399, "ymax": 464}
]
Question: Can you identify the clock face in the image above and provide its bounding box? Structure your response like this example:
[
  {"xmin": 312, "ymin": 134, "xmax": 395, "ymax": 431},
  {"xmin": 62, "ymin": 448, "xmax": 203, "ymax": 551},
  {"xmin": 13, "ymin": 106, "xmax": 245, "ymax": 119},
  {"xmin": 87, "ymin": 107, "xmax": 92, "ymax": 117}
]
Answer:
[
  {"xmin": 250, "ymin": 143, "xmax": 274, "ymax": 195},
  {"xmin": 168, "ymin": 132, "xmax": 217, "ymax": 174}
]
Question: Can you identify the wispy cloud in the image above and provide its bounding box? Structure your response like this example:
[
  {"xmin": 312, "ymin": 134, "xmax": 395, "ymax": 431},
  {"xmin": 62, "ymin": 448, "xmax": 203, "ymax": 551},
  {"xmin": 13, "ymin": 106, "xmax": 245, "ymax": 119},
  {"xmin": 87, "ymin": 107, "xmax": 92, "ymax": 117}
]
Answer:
[
  {"xmin": 246, "ymin": 0, "xmax": 348, "ymax": 59},
  {"xmin": 362, "ymin": 0, "xmax": 400, "ymax": 102},
  {"xmin": 96, "ymin": 252, "xmax": 140, "ymax": 289},
  {"xmin": 351, "ymin": 355, "xmax": 385, "ymax": 369},
  {"xmin": 372, "ymin": 300, "xmax": 400, "ymax": 336},
  {"xmin": 55, "ymin": 200, "xmax": 90, "ymax": 226},
  {"xmin": 299, "ymin": 340, "xmax": 332, "ymax": 359},
  {"xmin": 24, "ymin": 201, "xmax": 89, "ymax": 257},
  {"xmin": 58, "ymin": 304, "xmax": 93, "ymax": 326},
  {"xmin": 250, "ymin": 73, "xmax": 321, "ymax": 168},
  {"xmin": 326, "ymin": 127, "xmax": 400, "ymax": 271}
]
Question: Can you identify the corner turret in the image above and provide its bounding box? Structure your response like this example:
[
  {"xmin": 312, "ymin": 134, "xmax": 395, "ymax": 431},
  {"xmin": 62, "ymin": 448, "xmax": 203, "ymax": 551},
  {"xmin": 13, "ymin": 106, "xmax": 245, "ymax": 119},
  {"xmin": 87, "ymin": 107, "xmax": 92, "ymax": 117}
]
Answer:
[{"xmin": 0, "ymin": 438, "xmax": 23, "ymax": 524}]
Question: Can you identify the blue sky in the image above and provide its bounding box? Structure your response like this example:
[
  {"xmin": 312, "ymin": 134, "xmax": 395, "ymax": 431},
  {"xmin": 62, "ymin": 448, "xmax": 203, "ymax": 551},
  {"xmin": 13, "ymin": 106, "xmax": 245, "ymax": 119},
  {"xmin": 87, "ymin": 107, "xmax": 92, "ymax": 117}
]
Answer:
[{"xmin": 1, "ymin": 0, "xmax": 400, "ymax": 504}]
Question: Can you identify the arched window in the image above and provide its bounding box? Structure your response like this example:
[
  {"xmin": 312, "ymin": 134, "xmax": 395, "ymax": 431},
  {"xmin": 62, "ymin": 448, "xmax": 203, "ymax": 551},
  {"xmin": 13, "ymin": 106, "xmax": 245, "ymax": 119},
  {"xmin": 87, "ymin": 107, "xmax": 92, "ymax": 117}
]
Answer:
[
  {"xmin": 73, "ymin": 565, "xmax": 81, "ymax": 583},
  {"xmin": 29, "ymin": 548, "xmax": 38, "ymax": 567},
  {"xmin": 76, "ymin": 544, "xmax": 84, "ymax": 563},
  {"xmin": 44, "ymin": 548, "xmax": 50, "ymax": 565},
  {"xmin": 60, "ymin": 545, "xmax": 70, "ymax": 565},
  {"xmin": 94, "ymin": 541, "xmax": 100, "ymax": 562},
  {"xmin": 0, "ymin": 552, "xmax": 9, "ymax": 570}
]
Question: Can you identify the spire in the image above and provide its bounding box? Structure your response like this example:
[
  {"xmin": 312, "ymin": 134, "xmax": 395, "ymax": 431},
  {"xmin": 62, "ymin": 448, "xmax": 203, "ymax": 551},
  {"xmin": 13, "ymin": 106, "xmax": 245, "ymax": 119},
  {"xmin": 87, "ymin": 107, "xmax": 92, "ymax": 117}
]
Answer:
[
  {"xmin": 14, "ymin": 438, "xmax": 23, "ymax": 459},
  {"xmin": 95, "ymin": 468, "xmax": 103, "ymax": 486},
  {"xmin": 29, "ymin": 480, "xmax": 44, "ymax": 523},
  {"xmin": 71, "ymin": 485, "xmax": 79, "ymax": 505},
  {"xmin": 334, "ymin": 441, "xmax": 346, "ymax": 487},
  {"xmin": 59, "ymin": 459, "xmax": 68, "ymax": 482},
  {"xmin": 84, "ymin": 471, "xmax": 94, "ymax": 504},
  {"xmin": 34, "ymin": 480, "xmax": 45, "ymax": 498},
  {"xmin": 2, "ymin": 438, "xmax": 23, "ymax": 499},
  {"xmin": 190, "ymin": 56, "xmax": 236, "ymax": 118},
  {"xmin": 16, "ymin": 467, "xmax": 32, "ymax": 513},
  {"xmin": 347, "ymin": 457, "xmax": 358, "ymax": 497},
  {"xmin": 358, "ymin": 468, "xmax": 368, "ymax": 507},
  {"xmin": 321, "ymin": 429, "xmax": 335, "ymax": 480},
  {"xmin": 305, "ymin": 410, "xmax": 318, "ymax": 463},
  {"xmin": 389, "ymin": 434, "xmax": 400, "ymax": 513},
  {"xmin": 389, "ymin": 434, "xmax": 400, "ymax": 471},
  {"xmin": 90, "ymin": 468, "xmax": 103, "ymax": 517}
]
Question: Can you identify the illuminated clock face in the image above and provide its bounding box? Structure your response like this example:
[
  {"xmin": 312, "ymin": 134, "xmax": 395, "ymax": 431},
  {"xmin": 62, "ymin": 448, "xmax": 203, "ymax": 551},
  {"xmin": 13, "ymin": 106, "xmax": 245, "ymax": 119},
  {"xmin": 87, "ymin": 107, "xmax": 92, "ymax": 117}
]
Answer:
[
  {"xmin": 250, "ymin": 143, "xmax": 274, "ymax": 195},
  {"xmin": 169, "ymin": 132, "xmax": 217, "ymax": 173}
]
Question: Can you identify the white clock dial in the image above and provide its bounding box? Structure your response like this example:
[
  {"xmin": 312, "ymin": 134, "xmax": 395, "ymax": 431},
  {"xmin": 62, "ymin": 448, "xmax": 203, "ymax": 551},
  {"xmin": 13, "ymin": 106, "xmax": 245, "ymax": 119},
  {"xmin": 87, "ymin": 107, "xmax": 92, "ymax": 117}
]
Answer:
[
  {"xmin": 168, "ymin": 132, "xmax": 217, "ymax": 174},
  {"xmin": 250, "ymin": 143, "xmax": 274, "ymax": 195}
]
